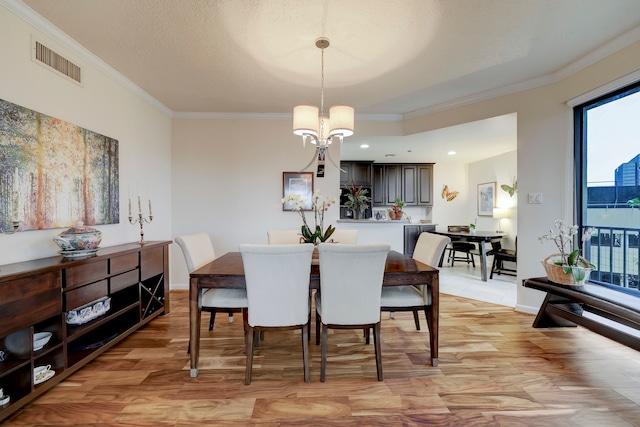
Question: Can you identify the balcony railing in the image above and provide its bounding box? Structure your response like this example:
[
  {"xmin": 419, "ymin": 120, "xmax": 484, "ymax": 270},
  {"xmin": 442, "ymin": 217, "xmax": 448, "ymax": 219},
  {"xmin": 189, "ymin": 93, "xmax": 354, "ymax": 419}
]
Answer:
[{"xmin": 584, "ymin": 225, "xmax": 640, "ymax": 289}]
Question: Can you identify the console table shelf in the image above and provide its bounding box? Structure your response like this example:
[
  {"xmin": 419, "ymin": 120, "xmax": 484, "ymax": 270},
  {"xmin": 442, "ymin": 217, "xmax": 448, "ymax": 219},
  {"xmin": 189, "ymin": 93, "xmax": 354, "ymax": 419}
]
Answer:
[{"xmin": 0, "ymin": 241, "xmax": 171, "ymax": 422}]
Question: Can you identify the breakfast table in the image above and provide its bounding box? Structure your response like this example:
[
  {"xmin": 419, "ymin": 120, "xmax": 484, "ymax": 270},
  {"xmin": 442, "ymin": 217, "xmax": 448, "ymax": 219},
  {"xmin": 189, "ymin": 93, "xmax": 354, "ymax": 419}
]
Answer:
[
  {"xmin": 188, "ymin": 250, "xmax": 440, "ymax": 377},
  {"xmin": 432, "ymin": 230, "xmax": 508, "ymax": 281}
]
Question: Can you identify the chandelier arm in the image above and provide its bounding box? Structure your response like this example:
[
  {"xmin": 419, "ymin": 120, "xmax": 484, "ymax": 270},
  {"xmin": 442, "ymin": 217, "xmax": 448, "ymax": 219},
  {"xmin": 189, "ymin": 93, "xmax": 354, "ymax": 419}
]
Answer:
[
  {"xmin": 324, "ymin": 145, "xmax": 346, "ymax": 173},
  {"xmin": 299, "ymin": 146, "xmax": 320, "ymax": 172}
]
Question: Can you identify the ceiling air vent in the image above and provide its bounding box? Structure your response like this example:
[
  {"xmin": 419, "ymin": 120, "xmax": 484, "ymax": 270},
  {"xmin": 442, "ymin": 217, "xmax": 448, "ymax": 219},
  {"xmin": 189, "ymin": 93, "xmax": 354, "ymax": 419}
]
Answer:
[{"xmin": 33, "ymin": 40, "xmax": 82, "ymax": 84}]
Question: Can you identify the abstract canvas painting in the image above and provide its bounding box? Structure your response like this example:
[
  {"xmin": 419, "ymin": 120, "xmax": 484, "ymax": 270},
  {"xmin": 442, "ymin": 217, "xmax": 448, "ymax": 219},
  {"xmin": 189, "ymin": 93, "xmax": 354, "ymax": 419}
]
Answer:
[{"xmin": 0, "ymin": 98, "xmax": 119, "ymax": 231}]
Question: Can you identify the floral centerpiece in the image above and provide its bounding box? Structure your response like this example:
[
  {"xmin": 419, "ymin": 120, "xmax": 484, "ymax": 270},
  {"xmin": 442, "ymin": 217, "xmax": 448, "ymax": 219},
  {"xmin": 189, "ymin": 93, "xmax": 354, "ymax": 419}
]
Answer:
[
  {"xmin": 343, "ymin": 181, "xmax": 371, "ymax": 219},
  {"xmin": 539, "ymin": 219, "xmax": 595, "ymax": 285},
  {"xmin": 281, "ymin": 190, "xmax": 336, "ymax": 244}
]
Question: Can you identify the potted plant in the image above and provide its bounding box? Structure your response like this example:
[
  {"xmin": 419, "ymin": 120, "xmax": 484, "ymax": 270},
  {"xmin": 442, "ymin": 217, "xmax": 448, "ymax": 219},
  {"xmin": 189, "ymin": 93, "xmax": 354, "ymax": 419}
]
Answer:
[
  {"xmin": 389, "ymin": 198, "xmax": 405, "ymax": 220},
  {"xmin": 281, "ymin": 190, "xmax": 336, "ymax": 244},
  {"xmin": 344, "ymin": 181, "xmax": 371, "ymax": 220},
  {"xmin": 539, "ymin": 219, "xmax": 595, "ymax": 285},
  {"xmin": 469, "ymin": 219, "xmax": 477, "ymax": 234}
]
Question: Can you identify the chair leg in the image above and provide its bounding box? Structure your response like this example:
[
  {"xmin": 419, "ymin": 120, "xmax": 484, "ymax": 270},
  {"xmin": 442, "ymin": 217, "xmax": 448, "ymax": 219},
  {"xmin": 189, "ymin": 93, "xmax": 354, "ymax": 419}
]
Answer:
[
  {"xmin": 365, "ymin": 327, "xmax": 370, "ymax": 345},
  {"xmin": 245, "ymin": 326, "xmax": 254, "ymax": 385},
  {"xmin": 301, "ymin": 324, "xmax": 310, "ymax": 383},
  {"xmin": 490, "ymin": 256, "xmax": 498, "ymax": 279},
  {"xmin": 321, "ymin": 324, "xmax": 328, "ymax": 382},
  {"xmin": 373, "ymin": 322, "xmax": 383, "ymax": 381},
  {"xmin": 470, "ymin": 253, "xmax": 475, "ymax": 268},
  {"xmin": 208, "ymin": 309, "xmax": 216, "ymax": 331},
  {"xmin": 412, "ymin": 309, "xmax": 421, "ymax": 330},
  {"xmin": 315, "ymin": 310, "xmax": 321, "ymax": 345}
]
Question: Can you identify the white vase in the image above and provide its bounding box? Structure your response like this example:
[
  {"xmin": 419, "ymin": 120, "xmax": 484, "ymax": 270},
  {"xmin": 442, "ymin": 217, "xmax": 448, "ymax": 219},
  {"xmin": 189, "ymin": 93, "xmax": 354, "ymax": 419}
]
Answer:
[{"xmin": 570, "ymin": 266, "xmax": 591, "ymax": 285}]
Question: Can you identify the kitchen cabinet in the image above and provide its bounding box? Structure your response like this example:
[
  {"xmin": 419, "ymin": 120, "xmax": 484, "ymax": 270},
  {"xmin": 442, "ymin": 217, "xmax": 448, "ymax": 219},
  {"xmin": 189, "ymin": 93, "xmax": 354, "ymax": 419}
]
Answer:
[
  {"xmin": 404, "ymin": 224, "xmax": 437, "ymax": 256},
  {"xmin": 372, "ymin": 163, "xmax": 434, "ymax": 207},
  {"xmin": 0, "ymin": 241, "xmax": 170, "ymax": 422},
  {"xmin": 340, "ymin": 161, "xmax": 373, "ymax": 186}
]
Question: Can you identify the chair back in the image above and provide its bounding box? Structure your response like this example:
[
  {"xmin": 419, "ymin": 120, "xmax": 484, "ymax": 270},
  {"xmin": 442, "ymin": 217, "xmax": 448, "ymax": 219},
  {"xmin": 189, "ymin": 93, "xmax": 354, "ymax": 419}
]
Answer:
[
  {"xmin": 413, "ymin": 232, "xmax": 451, "ymax": 267},
  {"xmin": 240, "ymin": 244, "xmax": 314, "ymax": 327},
  {"xmin": 267, "ymin": 230, "xmax": 301, "ymax": 244},
  {"xmin": 175, "ymin": 233, "xmax": 215, "ymax": 273},
  {"xmin": 317, "ymin": 243, "xmax": 390, "ymax": 325},
  {"xmin": 448, "ymin": 225, "xmax": 470, "ymax": 233},
  {"xmin": 329, "ymin": 229, "xmax": 358, "ymax": 244}
]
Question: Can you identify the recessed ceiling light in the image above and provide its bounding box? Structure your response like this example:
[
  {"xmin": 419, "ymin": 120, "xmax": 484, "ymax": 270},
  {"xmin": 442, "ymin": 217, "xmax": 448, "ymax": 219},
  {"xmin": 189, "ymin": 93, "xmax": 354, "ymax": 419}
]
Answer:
[
  {"xmin": 360, "ymin": 144, "xmax": 369, "ymax": 149},
  {"xmin": 448, "ymin": 151, "xmax": 456, "ymax": 155}
]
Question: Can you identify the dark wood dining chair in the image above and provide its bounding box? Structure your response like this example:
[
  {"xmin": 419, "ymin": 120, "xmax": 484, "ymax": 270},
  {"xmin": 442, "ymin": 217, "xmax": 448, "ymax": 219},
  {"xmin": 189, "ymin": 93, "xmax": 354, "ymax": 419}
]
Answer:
[
  {"xmin": 446, "ymin": 225, "xmax": 476, "ymax": 267},
  {"xmin": 490, "ymin": 237, "xmax": 517, "ymax": 278}
]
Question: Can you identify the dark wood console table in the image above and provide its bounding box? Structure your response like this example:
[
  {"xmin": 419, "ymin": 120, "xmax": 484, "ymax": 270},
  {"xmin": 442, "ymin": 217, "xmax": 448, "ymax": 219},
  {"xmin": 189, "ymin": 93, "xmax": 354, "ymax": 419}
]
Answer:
[
  {"xmin": 523, "ymin": 277, "xmax": 640, "ymax": 352},
  {"xmin": 0, "ymin": 241, "xmax": 171, "ymax": 422}
]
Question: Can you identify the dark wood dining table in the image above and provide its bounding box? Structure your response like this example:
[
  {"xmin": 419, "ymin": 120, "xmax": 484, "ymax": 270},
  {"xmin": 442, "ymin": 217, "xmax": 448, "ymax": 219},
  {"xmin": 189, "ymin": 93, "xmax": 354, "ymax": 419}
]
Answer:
[
  {"xmin": 188, "ymin": 250, "xmax": 440, "ymax": 377},
  {"xmin": 432, "ymin": 230, "xmax": 508, "ymax": 281}
]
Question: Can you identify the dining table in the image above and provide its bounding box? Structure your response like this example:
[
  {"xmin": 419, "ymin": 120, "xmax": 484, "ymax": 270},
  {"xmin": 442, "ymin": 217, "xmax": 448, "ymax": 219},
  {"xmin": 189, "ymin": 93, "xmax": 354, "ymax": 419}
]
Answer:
[
  {"xmin": 432, "ymin": 230, "xmax": 508, "ymax": 281},
  {"xmin": 188, "ymin": 250, "xmax": 440, "ymax": 377}
]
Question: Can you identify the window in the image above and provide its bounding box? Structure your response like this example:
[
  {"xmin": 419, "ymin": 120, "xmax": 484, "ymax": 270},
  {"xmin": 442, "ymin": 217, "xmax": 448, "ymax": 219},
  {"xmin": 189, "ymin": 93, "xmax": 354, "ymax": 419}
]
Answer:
[{"xmin": 574, "ymin": 81, "xmax": 640, "ymax": 288}]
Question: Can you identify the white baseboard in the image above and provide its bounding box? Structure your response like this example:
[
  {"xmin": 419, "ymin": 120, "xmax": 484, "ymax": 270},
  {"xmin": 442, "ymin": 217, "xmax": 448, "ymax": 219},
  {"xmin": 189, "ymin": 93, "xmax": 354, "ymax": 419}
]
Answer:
[{"xmin": 515, "ymin": 304, "xmax": 539, "ymax": 315}]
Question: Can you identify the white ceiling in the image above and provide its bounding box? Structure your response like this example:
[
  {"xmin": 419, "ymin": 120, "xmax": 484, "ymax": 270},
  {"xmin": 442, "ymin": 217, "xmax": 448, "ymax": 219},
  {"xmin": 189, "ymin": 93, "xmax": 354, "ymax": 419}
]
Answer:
[{"xmin": 15, "ymin": 0, "xmax": 640, "ymax": 163}]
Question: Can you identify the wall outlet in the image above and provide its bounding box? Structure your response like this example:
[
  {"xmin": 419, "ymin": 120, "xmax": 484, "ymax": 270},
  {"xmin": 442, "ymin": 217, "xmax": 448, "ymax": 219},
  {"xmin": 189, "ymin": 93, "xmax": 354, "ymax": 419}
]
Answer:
[{"xmin": 528, "ymin": 193, "xmax": 543, "ymax": 204}]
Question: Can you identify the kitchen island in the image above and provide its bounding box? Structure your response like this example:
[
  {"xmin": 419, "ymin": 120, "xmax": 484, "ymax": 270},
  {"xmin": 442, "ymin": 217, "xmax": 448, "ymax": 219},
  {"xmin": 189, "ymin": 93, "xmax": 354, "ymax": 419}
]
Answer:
[{"xmin": 336, "ymin": 220, "xmax": 436, "ymax": 256}]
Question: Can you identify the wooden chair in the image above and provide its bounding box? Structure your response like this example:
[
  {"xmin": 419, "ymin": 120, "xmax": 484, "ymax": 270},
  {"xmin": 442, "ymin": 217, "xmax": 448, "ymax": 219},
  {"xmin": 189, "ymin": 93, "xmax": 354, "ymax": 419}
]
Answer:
[
  {"xmin": 490, "ymin": 237, "xmax": 517, "ymax": 278},
  {"xmin": 381, "ymin": 232, "xmax": 450, "ymax": 332},
  {"xmin": 446, "ymin": 225, "xmax": 476, "ymax": 267},
  {"xmin": 240, "ymin": 243, "xmax": 314, "ymax": 385},
  {"xmin": 315, "ymin": 243, "xmax": 390, "ymax": 382},
  {"xmin": 175, "ymin": 233, "xmax": 248, "ymax": 352}
]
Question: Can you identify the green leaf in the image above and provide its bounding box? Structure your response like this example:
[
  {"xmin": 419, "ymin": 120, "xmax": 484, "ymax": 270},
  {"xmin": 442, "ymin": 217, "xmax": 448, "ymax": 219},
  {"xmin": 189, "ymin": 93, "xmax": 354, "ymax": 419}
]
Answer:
[{"xmin": 567, "ymin": 249, "xmax": 580, "ymax": 266}]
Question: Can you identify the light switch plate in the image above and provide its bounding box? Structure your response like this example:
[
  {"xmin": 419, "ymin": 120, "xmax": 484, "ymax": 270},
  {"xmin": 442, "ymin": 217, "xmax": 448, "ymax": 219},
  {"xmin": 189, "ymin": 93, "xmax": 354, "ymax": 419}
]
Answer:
[{"xmin": 528, "ymin": 193, "xmax": 543, "ymax": 204}]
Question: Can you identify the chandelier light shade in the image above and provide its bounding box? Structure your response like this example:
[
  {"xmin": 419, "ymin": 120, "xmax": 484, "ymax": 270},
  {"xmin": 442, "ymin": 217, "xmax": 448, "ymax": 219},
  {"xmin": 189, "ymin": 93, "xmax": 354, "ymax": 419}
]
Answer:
[
  {"xmin": 292, "ymin": 105, "xmax": 319, "ymax": 136},
  {"xmin": 328, "ymin": 105, "xmax": 354, "ymax": 137},
  {"xmin": 293, "ymin": 37, "xmax": 354, "ymax": 174}
]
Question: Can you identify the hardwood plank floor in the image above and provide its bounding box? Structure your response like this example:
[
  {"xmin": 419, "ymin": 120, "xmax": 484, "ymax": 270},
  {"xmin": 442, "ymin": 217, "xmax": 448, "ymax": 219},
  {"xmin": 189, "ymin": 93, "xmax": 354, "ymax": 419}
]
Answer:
[{"xmin": 5, "ymin": 290, "xmax": 640, "ymax": 426}]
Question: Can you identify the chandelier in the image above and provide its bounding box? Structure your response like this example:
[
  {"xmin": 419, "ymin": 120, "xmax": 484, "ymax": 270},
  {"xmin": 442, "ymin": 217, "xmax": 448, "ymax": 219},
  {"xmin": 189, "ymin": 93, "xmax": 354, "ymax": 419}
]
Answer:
[{"xmin": 293, "ymin": 37, "xmax": 354, "ymax": 175}]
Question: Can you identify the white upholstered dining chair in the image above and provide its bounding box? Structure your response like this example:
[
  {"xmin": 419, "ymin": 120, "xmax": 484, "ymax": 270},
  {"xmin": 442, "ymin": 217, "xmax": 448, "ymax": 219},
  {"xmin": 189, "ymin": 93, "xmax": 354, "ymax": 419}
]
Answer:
[
  {"xmin": 380, "ymin": 232, "xmax": 450, "ymax": 333},
  {"xmin": 175, "ymin": 233, "xmax": 248, "ymax": 349},
  {"xmin": 240, "ymin": 243, "xmax": 314, "ymax": 385},
  {"xmin": 315, "ymin": 243, "xmax": 390, "ymax": 382},
  {"xmin": 328, "ymin": 229, "xmax": 357, "ymax": 243},
  {"xmin": 267, "ymin": 229, "xmax": 301, "ymax": 244}
]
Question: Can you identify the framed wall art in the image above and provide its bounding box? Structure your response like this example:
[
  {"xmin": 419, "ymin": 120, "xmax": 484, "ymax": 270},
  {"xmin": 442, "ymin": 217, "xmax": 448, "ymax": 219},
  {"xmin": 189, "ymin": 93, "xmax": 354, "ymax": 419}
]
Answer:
[
  {"xmin": 477, "ymin": 181, "xmax": 496, "ymax": 216},
  {"xmin": 0, "ymin": 98, "xmax": 119, "ymax": 231},
  {"xmin": 282, "ymin": 171, "xmax": 313, "ymax": 211}
]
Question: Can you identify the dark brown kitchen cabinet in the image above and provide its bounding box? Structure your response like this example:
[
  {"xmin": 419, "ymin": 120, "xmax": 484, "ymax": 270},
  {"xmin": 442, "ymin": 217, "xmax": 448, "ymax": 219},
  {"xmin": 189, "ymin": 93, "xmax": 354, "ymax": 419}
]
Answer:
[
  {"xmin": 0, "ymin": 241, "xmax": 170, "ymax": 422},
  {"xmin": 372, "ymin": 163, "xmax": 434, "ymax": 207},
  {"xmin": 404, "ymin": 224, "xmax": 437, "ymax": 256},
  {"xmin": 340, "ymin": 161, "xmax": 373, "ymax": 186}
]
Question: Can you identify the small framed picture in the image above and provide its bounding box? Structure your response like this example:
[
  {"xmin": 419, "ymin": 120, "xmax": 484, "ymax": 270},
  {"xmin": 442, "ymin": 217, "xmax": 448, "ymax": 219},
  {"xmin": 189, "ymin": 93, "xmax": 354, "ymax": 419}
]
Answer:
[
  {"xmin": 282, "ymin": 172, "xmax": 314, "ymax": 211},
  {"xmin": 477, "ymin": 181, "xmax": 496, "ymax": 216}
]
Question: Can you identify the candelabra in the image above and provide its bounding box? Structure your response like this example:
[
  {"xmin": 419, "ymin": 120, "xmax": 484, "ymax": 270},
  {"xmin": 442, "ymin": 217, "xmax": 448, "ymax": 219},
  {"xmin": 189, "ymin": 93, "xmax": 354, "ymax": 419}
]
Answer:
[
  {"xmin": 129, "ymin": 213, "xmax": 153, "ymax": 244},
  {"xmin": 128, "ymin": 194, "xmax": 153, "ymax": 244},
  {"xmin": 0, "ymin": 220, "xmax": 21, "ymax": 235}
]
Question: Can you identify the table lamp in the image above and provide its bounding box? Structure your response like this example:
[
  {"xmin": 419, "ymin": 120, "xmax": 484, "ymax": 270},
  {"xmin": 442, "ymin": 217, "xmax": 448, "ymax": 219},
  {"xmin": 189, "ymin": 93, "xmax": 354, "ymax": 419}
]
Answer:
[{"xmin": 493, "ymin": 208, "xmax": 510, "ymax": 232}]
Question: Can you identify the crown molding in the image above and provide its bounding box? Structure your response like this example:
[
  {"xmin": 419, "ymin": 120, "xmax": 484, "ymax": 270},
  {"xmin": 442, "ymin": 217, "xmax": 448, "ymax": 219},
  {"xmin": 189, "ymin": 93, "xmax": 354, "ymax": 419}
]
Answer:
[{"xmin": 1, "ymin": 0, "xmax": 173, "ymax": 117}]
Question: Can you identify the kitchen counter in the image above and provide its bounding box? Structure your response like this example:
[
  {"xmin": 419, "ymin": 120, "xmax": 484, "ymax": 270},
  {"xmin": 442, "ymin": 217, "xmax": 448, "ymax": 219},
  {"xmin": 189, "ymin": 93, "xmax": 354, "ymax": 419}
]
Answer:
[
  {"xmin": 336, "ymin": 221, "xmax": 437, "ymax": 253},
  {"xmin": 337, "ymin": 219, "xmax": 411, "ymax": 224}
]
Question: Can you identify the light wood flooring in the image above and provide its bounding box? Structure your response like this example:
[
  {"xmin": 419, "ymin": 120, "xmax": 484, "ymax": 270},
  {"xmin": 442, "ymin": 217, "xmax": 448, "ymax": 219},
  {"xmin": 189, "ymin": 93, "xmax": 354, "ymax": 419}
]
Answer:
[{"xmin": 5, "ymin": 290, "xmax": 640, "ymax": 426}]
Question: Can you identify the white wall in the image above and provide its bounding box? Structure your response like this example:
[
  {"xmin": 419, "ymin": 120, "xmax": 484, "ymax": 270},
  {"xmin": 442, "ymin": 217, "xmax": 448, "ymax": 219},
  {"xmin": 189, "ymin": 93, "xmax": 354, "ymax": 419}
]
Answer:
[
  {"xmin": 468, "ymin": 150, "xmax": 518, "ymax": 249},
  {"xmin": 170, "ymin": 118, "xmax": 345, "ymax": 286},
  {"xmin": 0, "ymin": 7, "xmax": 172, "ymax": 264}
]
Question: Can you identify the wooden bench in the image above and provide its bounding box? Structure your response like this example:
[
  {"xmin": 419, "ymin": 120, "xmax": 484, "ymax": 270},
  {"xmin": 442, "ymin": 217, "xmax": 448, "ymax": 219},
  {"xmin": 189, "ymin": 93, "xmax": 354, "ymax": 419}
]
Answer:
[{"xmin": 523, "ymin": 277, "xmax": 640, "ymax": 351}]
